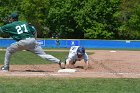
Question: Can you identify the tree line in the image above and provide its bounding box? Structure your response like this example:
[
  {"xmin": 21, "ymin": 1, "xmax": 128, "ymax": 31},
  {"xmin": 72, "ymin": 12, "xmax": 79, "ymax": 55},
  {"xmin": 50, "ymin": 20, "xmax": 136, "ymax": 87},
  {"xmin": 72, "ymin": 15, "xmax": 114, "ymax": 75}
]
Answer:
[{"xmin": 0, "ymin": 0, "xmax": 140, "ymax": 39}]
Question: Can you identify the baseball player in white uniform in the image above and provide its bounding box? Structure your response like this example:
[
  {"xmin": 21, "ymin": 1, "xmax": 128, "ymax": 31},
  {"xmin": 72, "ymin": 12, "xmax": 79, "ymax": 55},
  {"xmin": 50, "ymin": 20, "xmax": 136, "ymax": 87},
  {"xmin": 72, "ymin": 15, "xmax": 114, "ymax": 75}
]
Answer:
[{"xmin": 65, "ymin": 46, "xmax": 90, "ymax": 69}]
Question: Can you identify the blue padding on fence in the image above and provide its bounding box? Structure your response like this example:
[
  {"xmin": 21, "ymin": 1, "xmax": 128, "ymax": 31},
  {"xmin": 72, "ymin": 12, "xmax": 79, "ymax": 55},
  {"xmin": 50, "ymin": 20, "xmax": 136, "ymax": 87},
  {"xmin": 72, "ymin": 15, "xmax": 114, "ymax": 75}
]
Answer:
[
  {"xmin": 0, "ymin": 39, "xmax": 140, "ymax": 49},
  {"xmin": 0, "ymin": 39, "xmax": 15, "ymax": 48}
]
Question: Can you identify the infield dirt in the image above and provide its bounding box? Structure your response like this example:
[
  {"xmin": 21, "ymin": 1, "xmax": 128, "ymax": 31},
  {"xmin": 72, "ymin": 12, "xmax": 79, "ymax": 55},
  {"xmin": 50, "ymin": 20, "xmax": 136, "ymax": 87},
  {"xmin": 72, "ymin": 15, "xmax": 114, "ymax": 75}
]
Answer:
[{"xmin": 0, "ymin": 50, "xmax": 140, "ymax": 78}]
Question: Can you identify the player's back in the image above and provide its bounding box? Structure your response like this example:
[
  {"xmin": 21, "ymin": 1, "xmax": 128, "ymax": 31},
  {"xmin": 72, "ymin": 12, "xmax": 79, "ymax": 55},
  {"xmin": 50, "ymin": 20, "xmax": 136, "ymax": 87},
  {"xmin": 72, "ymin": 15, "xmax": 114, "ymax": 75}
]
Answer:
[
  {"xmin": 1, "ymin": 21, "xmax": 35, "ymax": 41},
  {"xmin": 69, "ymin": 46, "xmax": 80, "ymax": 53}
]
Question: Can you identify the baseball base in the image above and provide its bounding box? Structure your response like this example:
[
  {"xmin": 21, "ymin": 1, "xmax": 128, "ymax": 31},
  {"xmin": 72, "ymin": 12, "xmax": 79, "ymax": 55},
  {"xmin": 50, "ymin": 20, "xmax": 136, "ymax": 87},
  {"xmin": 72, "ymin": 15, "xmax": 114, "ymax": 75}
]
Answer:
[{"xmin": 58, "ymin": 69, "xmax": 77, "ymax": 73}]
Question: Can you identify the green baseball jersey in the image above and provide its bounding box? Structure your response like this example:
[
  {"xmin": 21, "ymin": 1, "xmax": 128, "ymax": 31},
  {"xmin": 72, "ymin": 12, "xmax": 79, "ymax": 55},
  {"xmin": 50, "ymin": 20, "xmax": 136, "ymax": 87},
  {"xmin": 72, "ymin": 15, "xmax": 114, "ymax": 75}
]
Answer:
[{"xmin": 0, "ymin": 21, "xmax": 36, "ymax": 41}]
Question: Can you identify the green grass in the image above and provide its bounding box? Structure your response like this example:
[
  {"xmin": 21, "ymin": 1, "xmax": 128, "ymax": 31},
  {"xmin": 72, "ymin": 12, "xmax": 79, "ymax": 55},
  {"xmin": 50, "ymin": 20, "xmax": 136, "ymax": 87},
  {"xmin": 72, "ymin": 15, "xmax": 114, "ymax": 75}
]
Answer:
[
  {"xmin": 0, "ymin": 50, "xmax": 93, "ymax": 65},
  {"xmin": 0, "ymin": 51, "xmax": 69, "ymax": 65},
  {"xmin": 0, "ymin": 77, "xmax": 140, "ymax": 93}
]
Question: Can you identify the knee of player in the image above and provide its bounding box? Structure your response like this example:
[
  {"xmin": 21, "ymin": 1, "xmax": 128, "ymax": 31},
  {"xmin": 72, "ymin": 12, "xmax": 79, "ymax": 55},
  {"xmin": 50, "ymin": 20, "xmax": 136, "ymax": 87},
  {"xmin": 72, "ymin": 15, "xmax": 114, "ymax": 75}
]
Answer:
[{"xmin": 6, "ymin": 47, "xmax": 16, "ymax": 53}]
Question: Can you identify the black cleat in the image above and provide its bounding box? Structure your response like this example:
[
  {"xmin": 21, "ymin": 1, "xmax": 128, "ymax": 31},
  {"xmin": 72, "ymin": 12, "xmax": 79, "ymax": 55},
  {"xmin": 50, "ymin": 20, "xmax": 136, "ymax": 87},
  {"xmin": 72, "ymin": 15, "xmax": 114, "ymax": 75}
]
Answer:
[
  {"xmin": 1, "ymin": 66, "xmax": 9, "ymax": 72},
  {"xmin": 58, "ymin": 61, "xmax": 65, "ymax": 69}
]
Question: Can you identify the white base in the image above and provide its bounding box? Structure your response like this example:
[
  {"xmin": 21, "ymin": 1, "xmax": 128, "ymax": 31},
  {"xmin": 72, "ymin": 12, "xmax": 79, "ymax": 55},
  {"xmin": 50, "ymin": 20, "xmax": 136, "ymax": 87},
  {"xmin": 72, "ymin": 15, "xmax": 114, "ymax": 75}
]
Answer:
[
  {"xmin": 58, "ymin": 69, "xmax": 77, "ymax": 73},
  {"xmin": 110, "ymin": 51, "xmax": 116, "ymax": 52}
]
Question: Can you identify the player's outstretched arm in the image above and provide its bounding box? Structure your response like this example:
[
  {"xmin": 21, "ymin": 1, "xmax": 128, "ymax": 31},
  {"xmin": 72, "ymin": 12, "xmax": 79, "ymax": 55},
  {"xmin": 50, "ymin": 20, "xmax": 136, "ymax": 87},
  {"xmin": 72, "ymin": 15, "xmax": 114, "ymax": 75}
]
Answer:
[{"xmin": 84, "ymin": 60, "xmax": 92, "ymax": 70}]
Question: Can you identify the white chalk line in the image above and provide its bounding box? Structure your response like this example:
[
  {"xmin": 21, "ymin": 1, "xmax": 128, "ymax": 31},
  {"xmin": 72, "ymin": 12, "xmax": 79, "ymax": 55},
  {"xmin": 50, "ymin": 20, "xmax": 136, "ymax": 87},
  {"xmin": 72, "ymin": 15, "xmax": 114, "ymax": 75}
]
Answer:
[
  {"xmin": 1, "ymin": 71, "xmax": 140, "ymax": 78},
  {"xmin": 80, "ymin": 72, "xmax": 140, "ymax": 75},
  {"xmin": 0, "ymin": 72, "xmax": 71, "ymax": 77}
]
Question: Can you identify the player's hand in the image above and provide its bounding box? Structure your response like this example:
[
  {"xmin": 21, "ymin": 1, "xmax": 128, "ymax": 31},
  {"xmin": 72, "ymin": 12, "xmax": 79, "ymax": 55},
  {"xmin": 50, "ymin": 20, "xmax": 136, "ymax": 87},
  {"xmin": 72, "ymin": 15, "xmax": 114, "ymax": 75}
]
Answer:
[{"xmin": 84, "ymin": 63, "xmax": 92, "ymax": 70}]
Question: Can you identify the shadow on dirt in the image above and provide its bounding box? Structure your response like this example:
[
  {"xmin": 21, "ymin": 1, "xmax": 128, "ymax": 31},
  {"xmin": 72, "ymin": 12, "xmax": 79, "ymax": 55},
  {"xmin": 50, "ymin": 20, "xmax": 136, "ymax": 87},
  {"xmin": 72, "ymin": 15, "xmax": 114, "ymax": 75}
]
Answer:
[{"xmin": 75, "ymin": 66, "xmax": 84, "ymax": 69}]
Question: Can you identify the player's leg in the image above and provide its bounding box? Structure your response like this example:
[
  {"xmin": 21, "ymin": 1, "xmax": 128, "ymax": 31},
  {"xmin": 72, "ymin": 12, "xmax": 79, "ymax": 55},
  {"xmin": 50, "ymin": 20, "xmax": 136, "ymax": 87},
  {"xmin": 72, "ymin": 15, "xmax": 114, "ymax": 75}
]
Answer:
[
  {"xmin": 27, "ymin": 42, "xmax": 65, "ymax": 68},
  {"xmin": 65, "ymin": 58, "xmax": 76, "ymax": 69},
  {"xmin": 29, "ymin": 45, "xmax": 60, "ymax": 63},
  {"xmin": 1, "ymin": 41, "xmax": 25, "ymax": 71}
]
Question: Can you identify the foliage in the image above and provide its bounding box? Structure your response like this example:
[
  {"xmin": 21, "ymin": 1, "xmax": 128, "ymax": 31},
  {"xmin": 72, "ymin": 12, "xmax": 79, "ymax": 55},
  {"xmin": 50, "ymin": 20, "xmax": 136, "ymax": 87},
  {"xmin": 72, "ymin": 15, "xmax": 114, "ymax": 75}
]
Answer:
[
  {"xmin": 20, "ymin": 0, "xmax": 50, "ymax": 37},
  {"xmin": 118, "ymin": 0, "xmax": 140, "ymax": 39},
  {"xmin": 47, "ymin": 0, "xmax": 121, "ymax": 39},
  {"xmin": 0, "ymin": 0, "xmax": 140, "ymax": 39},
  {"xmin": 47, "ymin": 0, "xmax": 85, "ymax": 38},
  {"xmin": 82, "ymin": 0, "xmax": 121, "ymax": 39}
]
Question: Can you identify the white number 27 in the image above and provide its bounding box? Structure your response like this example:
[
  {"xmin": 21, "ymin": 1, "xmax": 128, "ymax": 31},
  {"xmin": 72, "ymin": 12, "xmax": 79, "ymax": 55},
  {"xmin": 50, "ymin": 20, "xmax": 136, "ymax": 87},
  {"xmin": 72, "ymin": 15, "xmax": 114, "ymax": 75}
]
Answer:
[{"xmin": 16, "ymin": 24, "xmax": 28, "ymax": 34}]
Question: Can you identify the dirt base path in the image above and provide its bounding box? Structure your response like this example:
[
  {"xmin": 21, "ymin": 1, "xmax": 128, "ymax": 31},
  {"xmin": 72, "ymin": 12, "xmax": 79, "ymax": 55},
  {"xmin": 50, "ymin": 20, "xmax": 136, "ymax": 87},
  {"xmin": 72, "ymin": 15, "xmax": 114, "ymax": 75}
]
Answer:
[{"xmin": 0, "ymin": 50, "xmax": 140, "ymax": 78}]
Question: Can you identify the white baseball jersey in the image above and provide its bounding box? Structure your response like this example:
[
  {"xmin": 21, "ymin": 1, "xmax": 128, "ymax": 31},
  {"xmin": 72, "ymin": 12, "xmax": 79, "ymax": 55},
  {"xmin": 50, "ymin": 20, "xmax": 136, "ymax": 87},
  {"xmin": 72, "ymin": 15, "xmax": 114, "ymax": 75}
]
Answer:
[{"xmin": 67, "ymin": 46, "xmax": 88, "ymax": 63}]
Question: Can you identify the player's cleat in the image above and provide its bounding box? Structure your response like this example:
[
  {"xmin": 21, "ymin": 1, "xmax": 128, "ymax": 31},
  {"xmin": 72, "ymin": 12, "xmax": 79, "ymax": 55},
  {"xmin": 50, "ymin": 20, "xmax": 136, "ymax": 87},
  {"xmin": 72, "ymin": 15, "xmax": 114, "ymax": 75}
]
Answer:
[
  {"xmin": 58, "ymin": 61, "xmax": 65, "ymax": 69},
  {"xmin": 1, "ymin": 66, "xmax": 9, "ymax": 72}
]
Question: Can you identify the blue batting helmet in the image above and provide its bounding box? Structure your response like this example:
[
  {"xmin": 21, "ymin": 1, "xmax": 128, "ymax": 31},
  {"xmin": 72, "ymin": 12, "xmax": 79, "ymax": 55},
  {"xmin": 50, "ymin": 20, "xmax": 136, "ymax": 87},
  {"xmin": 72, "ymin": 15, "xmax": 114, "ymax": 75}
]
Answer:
[
  {"xmin": 77, "ymin": 46, "xmax": 85, "ymax": 55},
  {"xmin": 10, "ymin": 13, "xmax": 19, "ymax": 20}
]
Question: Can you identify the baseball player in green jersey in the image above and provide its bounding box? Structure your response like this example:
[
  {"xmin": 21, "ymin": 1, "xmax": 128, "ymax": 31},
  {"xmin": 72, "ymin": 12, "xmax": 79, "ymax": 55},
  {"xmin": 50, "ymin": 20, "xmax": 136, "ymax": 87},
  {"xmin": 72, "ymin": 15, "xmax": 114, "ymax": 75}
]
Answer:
[{"xmin": 0, "ymin": 13, "xmax": 65, "ymax": 72}]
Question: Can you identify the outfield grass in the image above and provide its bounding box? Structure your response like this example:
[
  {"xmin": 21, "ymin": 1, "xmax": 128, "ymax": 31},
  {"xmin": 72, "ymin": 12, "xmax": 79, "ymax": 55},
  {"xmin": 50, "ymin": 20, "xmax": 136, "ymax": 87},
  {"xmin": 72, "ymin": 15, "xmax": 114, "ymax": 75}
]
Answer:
[
  {"xmin": 0, "ymin": 77, "xmax": 140, "ymax": 93},
  {"xmin": 0, "ymin": 51, "xmax": 69, "ymax": 65}
]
